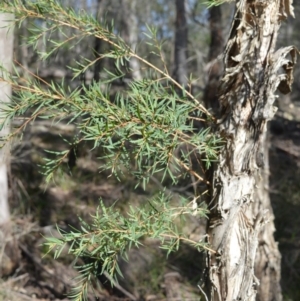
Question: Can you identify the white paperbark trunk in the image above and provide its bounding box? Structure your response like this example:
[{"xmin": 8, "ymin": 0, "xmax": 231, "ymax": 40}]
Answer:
[{"xmin": 205, "ymin": 1, "xmax": 296, "ymax": 300}]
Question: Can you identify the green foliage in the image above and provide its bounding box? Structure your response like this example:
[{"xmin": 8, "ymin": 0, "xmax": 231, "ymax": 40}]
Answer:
[
  {"xmin": 203, "ymin": 0, "xmax": 234, "ymax": 8},
  {"xmin": 44, "ymin": 194, "xmax": 209, "ymax": 301},
  {"xmin": 0, "ymin": 1, "xmax": 223, "ymax": 300}
]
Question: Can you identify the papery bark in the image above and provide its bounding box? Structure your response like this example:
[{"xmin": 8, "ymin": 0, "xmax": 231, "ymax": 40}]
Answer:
[
  {"xmin": 206, "ymin": 0, "xmax": 297, "ymax": 300},
  {"xmin": 253, "ymin": 131, "xmax": 282, "ymax": 301}
]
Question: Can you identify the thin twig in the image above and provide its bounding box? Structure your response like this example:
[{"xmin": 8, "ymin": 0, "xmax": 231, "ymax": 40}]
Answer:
[{"xmin": 103, "ymin": 271, "xmax": 137, "ymax": 301}]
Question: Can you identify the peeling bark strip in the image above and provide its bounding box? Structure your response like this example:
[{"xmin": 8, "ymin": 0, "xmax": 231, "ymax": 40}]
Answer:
[{"xmin": 206, "ymin": 0, "xmax": 297, "ymax": 300}]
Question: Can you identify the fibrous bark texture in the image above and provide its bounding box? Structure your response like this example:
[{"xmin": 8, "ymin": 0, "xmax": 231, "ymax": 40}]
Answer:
[
  {"xmin": 253, "ymin": 131, "xmax": 282, "ymax": 301},
  {"xmin": 206, "ymin": 0, "xmax": 297, "ymax": 300}
]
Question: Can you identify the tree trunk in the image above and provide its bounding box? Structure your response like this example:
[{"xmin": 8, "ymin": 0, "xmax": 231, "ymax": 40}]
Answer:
[
  {"xmin": 205, "ymin": 1, "xmax": 296, "ymax": 300},
  {"xmin": 93, "ymin": 0, "xmax": 104, "ymax": 83},
  {"xmin": 253, "ymin": 131, "xmax": 282, "ymax": 301},
  {"xmin": 204, "ymin": 6, "xmax": 224, "ymax": 116},
  {"xmin": 0, "ymin": 12, "xmax": 13, "ymax": 236},
  {"xmin": 174, "ymin": 0, "xmax": 188, "ymax": 87},
  {"xmin": 0, "ymin": 13, "xmax": 19, "ymax": 277},
  {"xmin": 121, "ymin": 0, "xmax": 142, "ymax": 81},
  {"xmin": 204, "ymin": 4, "xmax": 282, "ymax": 301}
]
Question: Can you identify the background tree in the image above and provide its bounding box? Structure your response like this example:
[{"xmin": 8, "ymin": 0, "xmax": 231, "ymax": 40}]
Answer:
[
  {"xmin": 203, "ymin": 6, "xmax": 224, "ymax": 115},
  {"xmin": 92, "ymin": 0, "xmax": 104, "ymax": 83},
  {"xmin": 0, "ymin": 12, "xmax": 19, "ymax": 277},
  {"xmin": 120, "ymin": 0, "xmax": 142, "ymax": 80},
  {"xmin": 174, "ymin": 0, "xmax": 188, "ymax": 86}
]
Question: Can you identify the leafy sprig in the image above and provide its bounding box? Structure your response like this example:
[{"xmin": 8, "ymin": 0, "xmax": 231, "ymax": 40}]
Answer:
[
  {"xmin": 1, "ymin": 66, "xmax": 222, "ymax": 184},
  {"xmin": 44, "ymin": 194, "xmax": 210, "ymax": 301},
  {"xmin": 0, "ymin": 1, "xmax": 223, "ymax": 300}
]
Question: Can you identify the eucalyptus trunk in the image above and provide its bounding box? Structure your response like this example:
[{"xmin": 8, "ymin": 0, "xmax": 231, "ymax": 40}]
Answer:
[{"xmin": 206, "ymin": 1, "xmax": 297, "ymax": 300}]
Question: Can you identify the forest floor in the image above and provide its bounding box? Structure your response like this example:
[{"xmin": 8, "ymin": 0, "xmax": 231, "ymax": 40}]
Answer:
[{"xmin": 1, "ymin": 96, "xmax": 300, "ymax": 301}]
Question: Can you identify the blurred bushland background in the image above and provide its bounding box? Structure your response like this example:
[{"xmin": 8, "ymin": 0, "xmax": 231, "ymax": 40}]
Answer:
[{"xmin": 0, "ymin": 0, "xmax": 300, "ymax": 300}]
